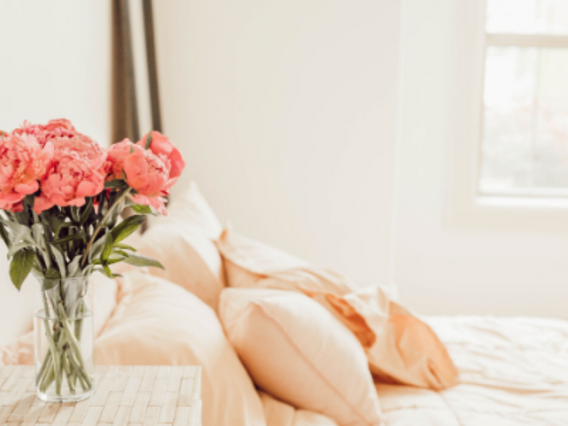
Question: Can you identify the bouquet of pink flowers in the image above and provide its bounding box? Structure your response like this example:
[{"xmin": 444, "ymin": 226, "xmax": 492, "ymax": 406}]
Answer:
[{"xmin": 0, "ymin": 119, "xmax": 185, "ymax": 401}]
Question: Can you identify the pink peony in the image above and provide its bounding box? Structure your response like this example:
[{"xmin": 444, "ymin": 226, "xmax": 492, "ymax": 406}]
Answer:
[
  {"xmin": 106, "ymin": 139, "xmax": 143, "ymax": 180},
  {"xmin": 107, "ymin": 138, "xmax": 172, "ymax": 214},
  {"xmin": 123, "ymin": 148, "xmax": 169, "ymax": 197},
  {"xmin": 137, "ymin": 131, "xmax": 185, "ymax": 187},
  {"xmin": 13, "ymin": 119, "xmax": 76, "ymax": 147},
  {"xmin": 34, "ymin": 132, "xmax": 108, "ymax": 213},
  {"xmin": 0, "ymin": 132, "xmax": 53, "ymax": 212},
  {"xmin": 43, "ymin": 119, "xmax": 75, "ymax": 133}
]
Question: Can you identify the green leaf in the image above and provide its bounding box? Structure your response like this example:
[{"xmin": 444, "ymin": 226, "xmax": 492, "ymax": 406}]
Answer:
[
  {"xmin": 93, "ymin": 254, "xmax": 125, "ymax": 265},
  {"xmin": 131, "ymin": 204, "xmax": 153, "ymax": 215},
  {"xmin": 46, "ymin": 267, "xmax": 60, "ymax": 279},
  {"xmin": 40, "ymin": 209, "xmax": 65, "ymax": 239},
  {"xmin": 31, "ymin": 223, "xmax": 44, "ymax": 244},
  {"xmin": 68, "ymin": 255, "xmax": 82, "ymax": 277},
  {"xmin": 104, "ymin": 179, "xmax": 127, "ymax": 190},
  {"xmin": 144, "ymin": 132, "xmax": 153, "ymax": 149},
  {"xmin": 23, "ymin": 194, "xmax": 34, "ymax": 212},
  {"xmin": 4, "ymin": 220, "xmax": 33, "ymax": 245},
  {"xmin": 0, "ymin": 221, "xmax": 10, "ymax": 248},
  {"xmin": 79, "ymin": 198, "xmax": 93, "ymax": 225},
  {"xmin": 10, "ymin": 249, "xmax": 35, "ymax": 290},
  {"xmin": 110, "ymin": 215, "xmax": 146, "ymax": 244},
  {"xmin": 42, "ymin": 269, "xmax": 60, "ymax": 290},
  {"xmin": 123, "ymin": 253, "xmax": 164, "ymax": 269},
  {"xmin": 113, "ymin": 249, "xmax": 130, "ymax": 258},
  {"xmin": 101, "ymin": 232, "xmax": 113, "ymax": 263},
  {"xmin": 8, "ymin": 241, "xmax": 34, "ymax": 257},
  {"xmin": 13, "ymin": 210, "xmax": 30, "ymax": 226},
  {"xmin": 114, "ymin": 243, "xmax": 137, "ymax": 252},
  {"xmin": 68, "ymin": 206, "xmax": 81, "ymax": 223},
  {"xmin": 53, "ymin": 230, "xmax": 85, "ymax": 245},
  {"xmin": 49, "ymin": 244, "xmax": 66, "ymax": 278},
  {"xmin": 101, "ymin": 265, "xmax": 113, "ymax": 278},
  {"xmin": 88, "ymin": 234, "xmax": 107, "ymax": 261}
]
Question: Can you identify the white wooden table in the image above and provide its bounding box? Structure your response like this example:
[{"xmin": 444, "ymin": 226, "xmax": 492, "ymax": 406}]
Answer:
[{"xmin": 0, "ymin": 366, "xmax": 201, "ymax": 426}]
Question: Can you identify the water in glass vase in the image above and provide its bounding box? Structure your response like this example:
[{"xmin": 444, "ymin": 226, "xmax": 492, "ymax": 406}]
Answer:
[{"xmin": 34, "ymin": 276, "xmax": 95, "ymax": 403}]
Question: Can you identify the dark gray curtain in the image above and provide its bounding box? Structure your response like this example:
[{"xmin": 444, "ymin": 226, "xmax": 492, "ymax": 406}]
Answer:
[{"xmin": 110, "ymin": 0, "xmax": 161, "ymax": 145}]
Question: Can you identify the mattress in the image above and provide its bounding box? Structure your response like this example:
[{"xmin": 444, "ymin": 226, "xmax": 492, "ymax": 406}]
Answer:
[{"xmin": 376, "ymin": 316, "xmax": 568, "ymax": 426}]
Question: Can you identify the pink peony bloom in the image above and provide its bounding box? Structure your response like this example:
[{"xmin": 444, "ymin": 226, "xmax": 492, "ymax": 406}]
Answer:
[
  {"xmin": 13, "ymin": 119, "xmax": 76, "ymax": 147},
  {"xmin": 34, "ymin": 132, "xmax": 108, "ymax": 213},
  {"xmin": 137, "ymin": 131, "xmax": 185, "ymax": 188},
  {"xmin": 106, "ymin": 139, "xmax": 143, "ymax": 180},
  {"xmin": 123, "ymin": 148, "xmax": 169, "ymax": 197},
  {"xmin": 107, "ymin": 138, "xmax": 173, "ymax": 214},
  {"xmin": 0, "ymin": 132, "xmax": 53, "ymax": 212},
  {"xmin": 43, "ymin": 119, "xmax": 75, "ymax": 133}
]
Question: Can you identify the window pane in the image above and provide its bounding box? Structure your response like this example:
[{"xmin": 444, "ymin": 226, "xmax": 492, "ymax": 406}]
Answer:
[
  {"xmin": 479, "ymin": 47, "xmax": 568, "ymax": 195},
  {"xmin": 487, "ymin": 0, "xmax": 568, "ymax": 34},
  {"xmin": 533, "ymin": 49, "xmax": 568, "ymax": 188}
]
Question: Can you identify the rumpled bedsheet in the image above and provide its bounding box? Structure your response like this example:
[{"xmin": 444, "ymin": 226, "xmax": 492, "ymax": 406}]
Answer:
[{"xmin": 378, "ymin": 316, "xmax": 568, "ymax": 426}]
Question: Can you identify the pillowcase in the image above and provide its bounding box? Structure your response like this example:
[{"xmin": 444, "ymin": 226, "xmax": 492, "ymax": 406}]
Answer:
[
  {"xmin": 95, "ymin": 270, "xmax": 265, "ymax": 426},
  {"xmin": 259, "ymin": 391, "xmax": 339, "ymax": 426},
  {"xmin": 220, "ymin": 288, "xmax": 383, "ymax": 426},
  {"xmin": 91, "ymin": 273, "xmax": 118, "ymax": 338},
  {"xmin": 215, "ymin": 228, "xmax": 459, "ymax": 390},
  {"xmin": 134, "ymin": 181, "xmax": 226, "ymax": 311}
]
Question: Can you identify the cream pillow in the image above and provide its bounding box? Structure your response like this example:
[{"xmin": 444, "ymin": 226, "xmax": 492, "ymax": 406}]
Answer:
[
  {"xmin": 135, "ymin": 182, "xmax": 226, "ymax": 310},
  {"xmin": 95, "ymin": 270, "xmax": 265, "ymax": 426},
  {"xmin": 220, "ymin": 288, "xmax": 383, "ymax": 426}
]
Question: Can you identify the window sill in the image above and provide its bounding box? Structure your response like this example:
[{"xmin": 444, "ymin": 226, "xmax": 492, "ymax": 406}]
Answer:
[{"xmin": 475, "ymin": 196, "xmax": 568, "ymax": 210}]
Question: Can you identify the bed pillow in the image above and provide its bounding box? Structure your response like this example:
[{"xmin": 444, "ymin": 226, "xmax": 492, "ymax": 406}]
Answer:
[
  {"xmin": 95, "ymin": 270, "xmax": 265, "ymax": 426},
  {"xmin": 91, "ymin": 273, "xmax": 118, "ymax": 338},
  {"xmin": 220, "ymin": 288, "xmax": 383, "ymax": 426},
  {"xmin": 134, "ymin": 182, "xmax": 226, "ymax": 311},
  {"xmin": 259, "ymin": 392, "xmax": 339, "ymax": 426},
  {"xmin": 216, "ymin": 228, "xmax": 458, "ymax": 390}
]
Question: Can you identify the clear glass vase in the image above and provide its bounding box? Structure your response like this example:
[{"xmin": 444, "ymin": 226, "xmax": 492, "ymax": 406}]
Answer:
[{"xmin": 34, "ymin": 275, "xmax": 95, "ymax": 402}]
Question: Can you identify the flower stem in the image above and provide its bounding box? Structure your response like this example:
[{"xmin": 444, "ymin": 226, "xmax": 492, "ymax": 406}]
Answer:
[
  {"xmin": 37, "ymin": 280, "xmax": 93, "ymax": 397},
  {"xmin": 81, "ymin": 188, "xmax": 131, "ymax": 267}
]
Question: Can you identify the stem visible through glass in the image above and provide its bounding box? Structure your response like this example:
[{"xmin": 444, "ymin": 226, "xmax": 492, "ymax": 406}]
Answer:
[{"xmin": 36, "ymin": 279, "xmax": 92, "ymax": 397}]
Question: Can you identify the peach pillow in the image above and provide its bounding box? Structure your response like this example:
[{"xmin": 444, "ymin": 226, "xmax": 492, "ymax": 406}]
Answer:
[
  {"xmin": 134, "ymin": 182, "xmax": 226, "ymax": 310},
  {"xmin": 216, "ymin": 228, "xmax": 458, "ymax": 390},
  {"xmin": 91, "ymin": 273, "xmax": 118, "ymax": 338},
  {"xmin": 259, "ymin": 392, "xmax": 339, "ymax": 426},
  {"xmin": 220, "ymin": 288, "xmax": 383, "ymax": 426},
  {"xmin": 95, "ymin": 270, "xmax": 265, "ymax": 426}
]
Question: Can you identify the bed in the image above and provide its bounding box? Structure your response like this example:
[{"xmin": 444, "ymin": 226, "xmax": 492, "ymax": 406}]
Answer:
[
  {"xmin": 378, "ymin": 315, "xmax": 568, "ymax": 426},
  {"xmin": 3, "ymin": 183, "xmax": 567, "ymax": 426}
]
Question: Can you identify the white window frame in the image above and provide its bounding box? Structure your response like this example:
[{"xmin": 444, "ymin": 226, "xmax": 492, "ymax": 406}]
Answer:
[{"xmin": 447, "ymin": 0, "xmax": 568, "ymax": 231}]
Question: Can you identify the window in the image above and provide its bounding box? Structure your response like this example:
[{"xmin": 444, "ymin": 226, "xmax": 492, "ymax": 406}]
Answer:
[{"xmin": 479, "ymin": 0, "xmax": 568, "ymax": 198}]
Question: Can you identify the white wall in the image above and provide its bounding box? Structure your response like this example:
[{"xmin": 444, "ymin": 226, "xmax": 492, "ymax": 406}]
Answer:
[
  {"xmin": 0, "ymin": 0, "xmax": 111, "ymax": 345},
  {"xmin": 395, "ymin": 0, "xmax": 568, "ymax": 318},
  {"xmin": 156, "ymin": 0, "xmax": 568, "ymax": 319},
  {"xmin": 2, "ymin": 0, "xmax": 565, "ymax": 348},
  {"xmin": 154, "ymin": 0, "xmax": 401, "ymax": 286}
]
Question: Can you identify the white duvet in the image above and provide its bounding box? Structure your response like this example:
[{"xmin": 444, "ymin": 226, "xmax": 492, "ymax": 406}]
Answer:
[{"xmin": 376, "ymin": 316, "xmax": 568, "ymax": 426}]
